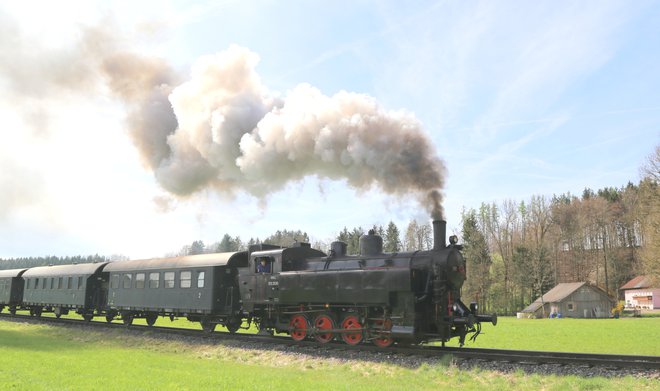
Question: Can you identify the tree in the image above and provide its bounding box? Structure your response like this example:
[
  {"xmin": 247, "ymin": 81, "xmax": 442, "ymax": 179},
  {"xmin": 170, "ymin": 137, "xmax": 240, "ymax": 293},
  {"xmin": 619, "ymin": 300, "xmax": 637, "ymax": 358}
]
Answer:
[
  {"xmin": 190, "ymin": 240, "xmax": 205, "ymax": 255},
  {"xmin": 638, "ymin": 145, "xmax": 660, "ymax": 281},
  {"xmin": 347, "ymin": 227, "xmax": 364, "ymax": 255},
  {"xmin": 217, "ymin": 234, "xmax": 240, "ymax": 252},
  {"xmin": 383, "ymin": 221, "xmax": 402, "ymax": 252},
  {"xmin": 461, "ymin": 209, "xmax": 492, "ymax": 311},
  {"xmin": 263, "ymin": 229, "xmax": 310, "ymax": 247},
  {"xmin": 403, "ymin": 220, "xmax": 418, "ymax": 251}
]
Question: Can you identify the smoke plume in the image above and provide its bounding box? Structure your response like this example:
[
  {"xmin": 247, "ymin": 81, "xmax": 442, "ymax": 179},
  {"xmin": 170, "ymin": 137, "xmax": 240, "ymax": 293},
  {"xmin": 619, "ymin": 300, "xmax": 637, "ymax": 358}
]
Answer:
[{"xmin": 1, "ymin": 21, "xmax": 446, "ymax": 219}]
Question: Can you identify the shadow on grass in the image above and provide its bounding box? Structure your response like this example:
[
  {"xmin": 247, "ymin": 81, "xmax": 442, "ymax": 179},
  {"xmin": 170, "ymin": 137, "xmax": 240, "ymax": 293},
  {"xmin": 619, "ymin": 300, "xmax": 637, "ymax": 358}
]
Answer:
[{"xmin": 0, "ymin": 328, "xmax": 80, "ymax": 352}]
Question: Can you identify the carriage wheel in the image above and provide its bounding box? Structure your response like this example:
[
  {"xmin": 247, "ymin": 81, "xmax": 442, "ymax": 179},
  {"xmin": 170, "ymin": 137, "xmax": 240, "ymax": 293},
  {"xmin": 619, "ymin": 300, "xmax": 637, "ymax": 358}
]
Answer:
[
  {"xmin": 314, "ymin": 314, "xmax": 335, "ymax": 344},
  {"xmin": 341, "ymin": 315, "xmax": 363, "ymax": 345},
  {"xmin": 289, "ymin": 314, "xmax": 308, "ymax": 341},
  {"xmin": 33, "ymin": 307, "xmax": 42, "ymax": 318},
  {"xmin": 146, "ymin": 313, "xmax": 158, "ymax": 327},
  {"xmin": 106, "ymin": 314, "xmax": 115, "ymax": 323},
  {"xmin": 372, "ymin": 319, "xmax": 394, "ymax": 348},
  {"xmin": 226, "ymin": 318, "xmax": 241, "ymax": 334},
  {"xmin": 9, "ymin": 307, "xmax": 17, "ymax": 315},
  {"xmin": 200, "ymin": 318, "xmax": 216, "ymax": 333}
]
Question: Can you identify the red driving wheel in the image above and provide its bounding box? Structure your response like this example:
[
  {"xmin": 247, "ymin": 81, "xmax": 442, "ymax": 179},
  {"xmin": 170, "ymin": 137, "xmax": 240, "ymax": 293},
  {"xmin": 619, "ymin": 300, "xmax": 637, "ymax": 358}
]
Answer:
[
  {"xmin": 314, "ymin": 314, "xmax": 335, "ymax": 344},
  {"xmin": 289, "ymin": 314, "xmax": 308, "ymax": 341},
  {"xmin": 341, "ymin": 315, "xmax": 363, "ymax": 345}
]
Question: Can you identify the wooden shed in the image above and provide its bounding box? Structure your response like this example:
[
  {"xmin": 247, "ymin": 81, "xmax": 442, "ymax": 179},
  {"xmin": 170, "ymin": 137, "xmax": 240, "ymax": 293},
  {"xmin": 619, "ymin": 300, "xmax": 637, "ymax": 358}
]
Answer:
[{"xmin": 519, "ymin": 282, "xmax": 614, "ymax": 319}]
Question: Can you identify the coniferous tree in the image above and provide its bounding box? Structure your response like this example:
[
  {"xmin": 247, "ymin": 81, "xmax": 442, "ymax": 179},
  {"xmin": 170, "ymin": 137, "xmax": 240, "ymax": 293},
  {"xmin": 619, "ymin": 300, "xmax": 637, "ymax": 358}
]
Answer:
[{"xmin": 384, "ymin": 221, "xmax": 402, "ymax": 252}]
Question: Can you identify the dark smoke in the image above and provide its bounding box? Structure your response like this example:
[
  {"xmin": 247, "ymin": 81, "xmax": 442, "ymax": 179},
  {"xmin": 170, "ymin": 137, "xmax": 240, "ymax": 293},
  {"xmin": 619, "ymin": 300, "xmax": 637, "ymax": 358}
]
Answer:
[{"xmin": 0, "ymin": 20, "xmax": 446, "ymax": 218}]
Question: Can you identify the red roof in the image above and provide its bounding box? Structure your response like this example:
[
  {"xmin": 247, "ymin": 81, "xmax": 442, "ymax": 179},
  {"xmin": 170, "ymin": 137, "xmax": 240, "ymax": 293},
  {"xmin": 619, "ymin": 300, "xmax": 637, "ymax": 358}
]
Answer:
[{"xmin": 619, "ymin": 275, "xmax": 654, "ymax": 290}]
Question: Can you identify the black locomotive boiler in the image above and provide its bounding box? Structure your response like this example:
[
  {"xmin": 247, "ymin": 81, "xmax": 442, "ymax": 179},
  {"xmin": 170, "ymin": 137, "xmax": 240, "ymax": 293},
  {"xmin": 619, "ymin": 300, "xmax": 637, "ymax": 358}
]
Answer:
[{"xmin": 239, "ymin": 220, "xmax": 496, "ymax": 346}]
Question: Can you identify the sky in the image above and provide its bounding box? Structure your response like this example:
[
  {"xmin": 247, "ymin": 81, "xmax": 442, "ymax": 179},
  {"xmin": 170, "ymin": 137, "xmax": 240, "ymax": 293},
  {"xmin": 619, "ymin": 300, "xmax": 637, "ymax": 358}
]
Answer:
[{"xmin": 0, "ymin": 0, "xmax": 658, "ymax": 259}]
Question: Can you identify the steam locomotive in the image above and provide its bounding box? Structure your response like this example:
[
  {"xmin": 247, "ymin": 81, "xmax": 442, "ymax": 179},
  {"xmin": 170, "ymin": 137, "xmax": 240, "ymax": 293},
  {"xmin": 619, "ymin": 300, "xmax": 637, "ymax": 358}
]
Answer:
[{"xmin": 0, "ymin": 220, "xmax": 496, "ymax": 347}]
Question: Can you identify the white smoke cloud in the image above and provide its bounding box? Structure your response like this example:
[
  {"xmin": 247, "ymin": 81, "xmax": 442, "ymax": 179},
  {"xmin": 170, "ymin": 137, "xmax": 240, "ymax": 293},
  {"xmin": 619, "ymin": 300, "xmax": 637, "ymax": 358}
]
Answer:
[{"xmin": 0, "ymin": 19, "xmax": 446, "ymax": 219}]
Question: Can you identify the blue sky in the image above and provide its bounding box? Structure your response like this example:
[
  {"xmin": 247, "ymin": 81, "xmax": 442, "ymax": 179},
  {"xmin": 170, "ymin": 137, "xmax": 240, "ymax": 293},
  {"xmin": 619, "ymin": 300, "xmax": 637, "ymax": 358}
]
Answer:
[{"xmin": 0, "ymin": 1, "xmax": 658, "ymax": 259}]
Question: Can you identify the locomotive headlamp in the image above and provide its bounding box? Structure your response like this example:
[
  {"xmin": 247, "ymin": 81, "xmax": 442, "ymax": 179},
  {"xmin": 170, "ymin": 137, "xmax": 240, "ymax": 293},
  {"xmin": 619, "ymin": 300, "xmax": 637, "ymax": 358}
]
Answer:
[
  {"xmin": 449, "ymin": 235, "xmax": 458, "ymax": 245},
  {"xmin": 470, "ymin": 302, "xmax": 478, "ymax": 313},
  {"xmin": 452, "ymin": 303, "xmax": 459, "ymax": 313}
]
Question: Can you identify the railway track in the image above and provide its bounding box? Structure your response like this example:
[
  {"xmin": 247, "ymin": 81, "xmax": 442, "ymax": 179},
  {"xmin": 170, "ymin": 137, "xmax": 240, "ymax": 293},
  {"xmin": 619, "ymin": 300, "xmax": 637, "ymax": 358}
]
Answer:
[{"xmin": 2, "ymin": 312, "xmax": 659, "ymax": 371}]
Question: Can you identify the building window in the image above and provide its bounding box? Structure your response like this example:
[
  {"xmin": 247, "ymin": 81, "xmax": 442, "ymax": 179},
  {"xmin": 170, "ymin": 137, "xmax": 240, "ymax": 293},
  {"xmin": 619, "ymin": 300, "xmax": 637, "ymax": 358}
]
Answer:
[
  {"xmin": 197, "ymin": 271, "xmax": 205, "ymax": 288},
  {"xmin": 111, "ymin": 274, "xmax": 120, "ymax": 289},
  {"xmin": 567, "ymin": 302, "xmax": 575, "ymax": 311},
  {"xmin": 180, "ymin": 271, "xmax": 191, "ymax": 288},
  {"xmin": 149, "ymin": 272, "xmax": 160, "ymax": 289},
  {"xmin": 164, "ymin": 272, "xmax": 175, "ymax": 289},
  {"xmin": 135, "ymin": 273, "xmax": 145, "ymax": 289},
  {"xmin": 123, "ymin": 274, "xmax": 132, "ymax": 289}
]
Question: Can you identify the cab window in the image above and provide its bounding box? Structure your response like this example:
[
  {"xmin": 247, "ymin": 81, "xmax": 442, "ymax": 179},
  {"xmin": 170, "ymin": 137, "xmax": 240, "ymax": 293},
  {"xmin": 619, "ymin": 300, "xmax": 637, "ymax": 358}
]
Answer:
[{"xmin": 256, "ymin": 257, "xmax": 274, "ymax": 273}]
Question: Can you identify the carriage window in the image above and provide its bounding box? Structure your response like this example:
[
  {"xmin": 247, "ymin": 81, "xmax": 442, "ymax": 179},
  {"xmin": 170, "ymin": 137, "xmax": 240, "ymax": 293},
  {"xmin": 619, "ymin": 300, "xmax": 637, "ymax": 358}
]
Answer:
[
  {"xmin": 57, "ymin": 277, "xmax": 62, "ymax": 289},
  {"xmin": 78, "ymin": 276, "xmax": 83, "ymax": 289},
  {"xmin": 135, "ymin": 273, "xmax": 145, "ymax": 289},
  {"xmin": 149, "ymin": 272, "xmax": 160, "ymax": 289},
  {"xmin": 122, "ymin": 274, "xmax": 132, "ymax": 289},
  {"xmin": 28, "ymin": 279, "xmax": 33, "ymax": 289},
  {"xmin": 72, "ymin": 276, "xmax": 78, "ymax": 289},
  {"xmin": 197, "ymin": 271, "xmax": 205, "ymax": 288},
  {"xmin": 111, "ymin": 274, "xmax": 120, "ymax": 289},
  {"xmin": 164, "ymin": 272, "xmax": 175, "ymax": 288},
  {"xmin": 41, "ymin": 278, "xmax": 46, "ymax": 289},
  {"xmin": 180, "ymin": 271, "xmax": 191, "ymax": 288}
]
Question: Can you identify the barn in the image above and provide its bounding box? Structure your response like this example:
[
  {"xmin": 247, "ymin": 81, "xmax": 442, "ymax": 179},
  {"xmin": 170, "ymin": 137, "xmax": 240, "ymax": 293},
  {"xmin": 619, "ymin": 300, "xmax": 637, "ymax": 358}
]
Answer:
[
  {"xmin": 620, "ymin": 276, "xmax": 659, "ymax": 310},
  {"xmin": 519, "ymin": 282, "xmax": 614, "ymax": 319}
]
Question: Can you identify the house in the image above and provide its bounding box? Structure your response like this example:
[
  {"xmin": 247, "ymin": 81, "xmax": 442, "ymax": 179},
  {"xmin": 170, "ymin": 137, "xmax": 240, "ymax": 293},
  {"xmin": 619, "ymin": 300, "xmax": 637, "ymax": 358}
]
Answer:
[
  {"xmin": 620, "ymin": 276, "xmax": 659, "ymax": 310},
  {"xmin": 518, "ymin": 282, "xmax": 614, "ymax": 319}
]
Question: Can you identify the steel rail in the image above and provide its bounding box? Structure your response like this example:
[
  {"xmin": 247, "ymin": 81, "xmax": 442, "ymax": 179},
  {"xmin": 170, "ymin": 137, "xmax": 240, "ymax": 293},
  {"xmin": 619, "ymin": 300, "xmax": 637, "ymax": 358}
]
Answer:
[{"xmin": 1, "ymin": 313, "xmax": 658, "ymax": 370}]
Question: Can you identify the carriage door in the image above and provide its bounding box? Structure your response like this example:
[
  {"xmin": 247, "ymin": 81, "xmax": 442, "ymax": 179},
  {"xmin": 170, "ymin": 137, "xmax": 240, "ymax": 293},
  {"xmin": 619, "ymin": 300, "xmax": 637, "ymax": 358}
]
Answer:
[{"xmin": 254, "ymin": 256, "xmax": 279, "ymax": 304}]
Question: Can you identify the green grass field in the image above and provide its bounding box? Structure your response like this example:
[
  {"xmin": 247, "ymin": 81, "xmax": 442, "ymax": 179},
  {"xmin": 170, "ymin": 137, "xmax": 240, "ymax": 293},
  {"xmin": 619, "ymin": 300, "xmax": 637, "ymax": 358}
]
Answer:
[
  {"xmin": 443, "ymin": 316, "xmax": 660, "ymax": 355},
  {"xmin": 0, "ymin": 317, "xmax": 658, "ymax": 390}
]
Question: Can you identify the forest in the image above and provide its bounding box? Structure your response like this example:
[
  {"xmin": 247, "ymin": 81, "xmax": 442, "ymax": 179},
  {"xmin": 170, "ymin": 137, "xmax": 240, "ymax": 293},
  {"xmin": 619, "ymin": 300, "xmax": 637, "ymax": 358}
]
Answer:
[{"xmin": 1, "ymin": 147, "xmax": 657, "ymax": 315}]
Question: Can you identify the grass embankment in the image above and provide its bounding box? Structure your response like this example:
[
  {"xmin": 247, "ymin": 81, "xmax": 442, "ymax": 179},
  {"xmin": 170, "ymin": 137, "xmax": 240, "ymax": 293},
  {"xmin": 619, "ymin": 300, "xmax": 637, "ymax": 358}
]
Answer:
[{"xmin": 0, "ymin": 318, "xmax": 658, "ymax": 390}]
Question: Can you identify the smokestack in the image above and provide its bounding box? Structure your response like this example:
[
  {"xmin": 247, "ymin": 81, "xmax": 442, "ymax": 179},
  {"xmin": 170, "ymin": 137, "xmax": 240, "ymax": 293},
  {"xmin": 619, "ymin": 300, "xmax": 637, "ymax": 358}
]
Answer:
[{"xmin": 433, "ymin": 220, "xmax": 446, "ymax": 250}]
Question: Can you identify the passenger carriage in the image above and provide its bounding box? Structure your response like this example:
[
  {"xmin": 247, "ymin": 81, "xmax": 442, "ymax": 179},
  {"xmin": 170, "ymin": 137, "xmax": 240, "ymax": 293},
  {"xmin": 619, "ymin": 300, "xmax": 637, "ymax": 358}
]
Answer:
[
  {"xmin": 21, "ymin": 262, "xmax": 110, "ymax": 320},
  {"xmin": 0, "ymin": 268, "xmax": 28, "ymax": 314},
  {"xmin": 104, "ymin": 252, "xmax": 248, "ymax": 330}
]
